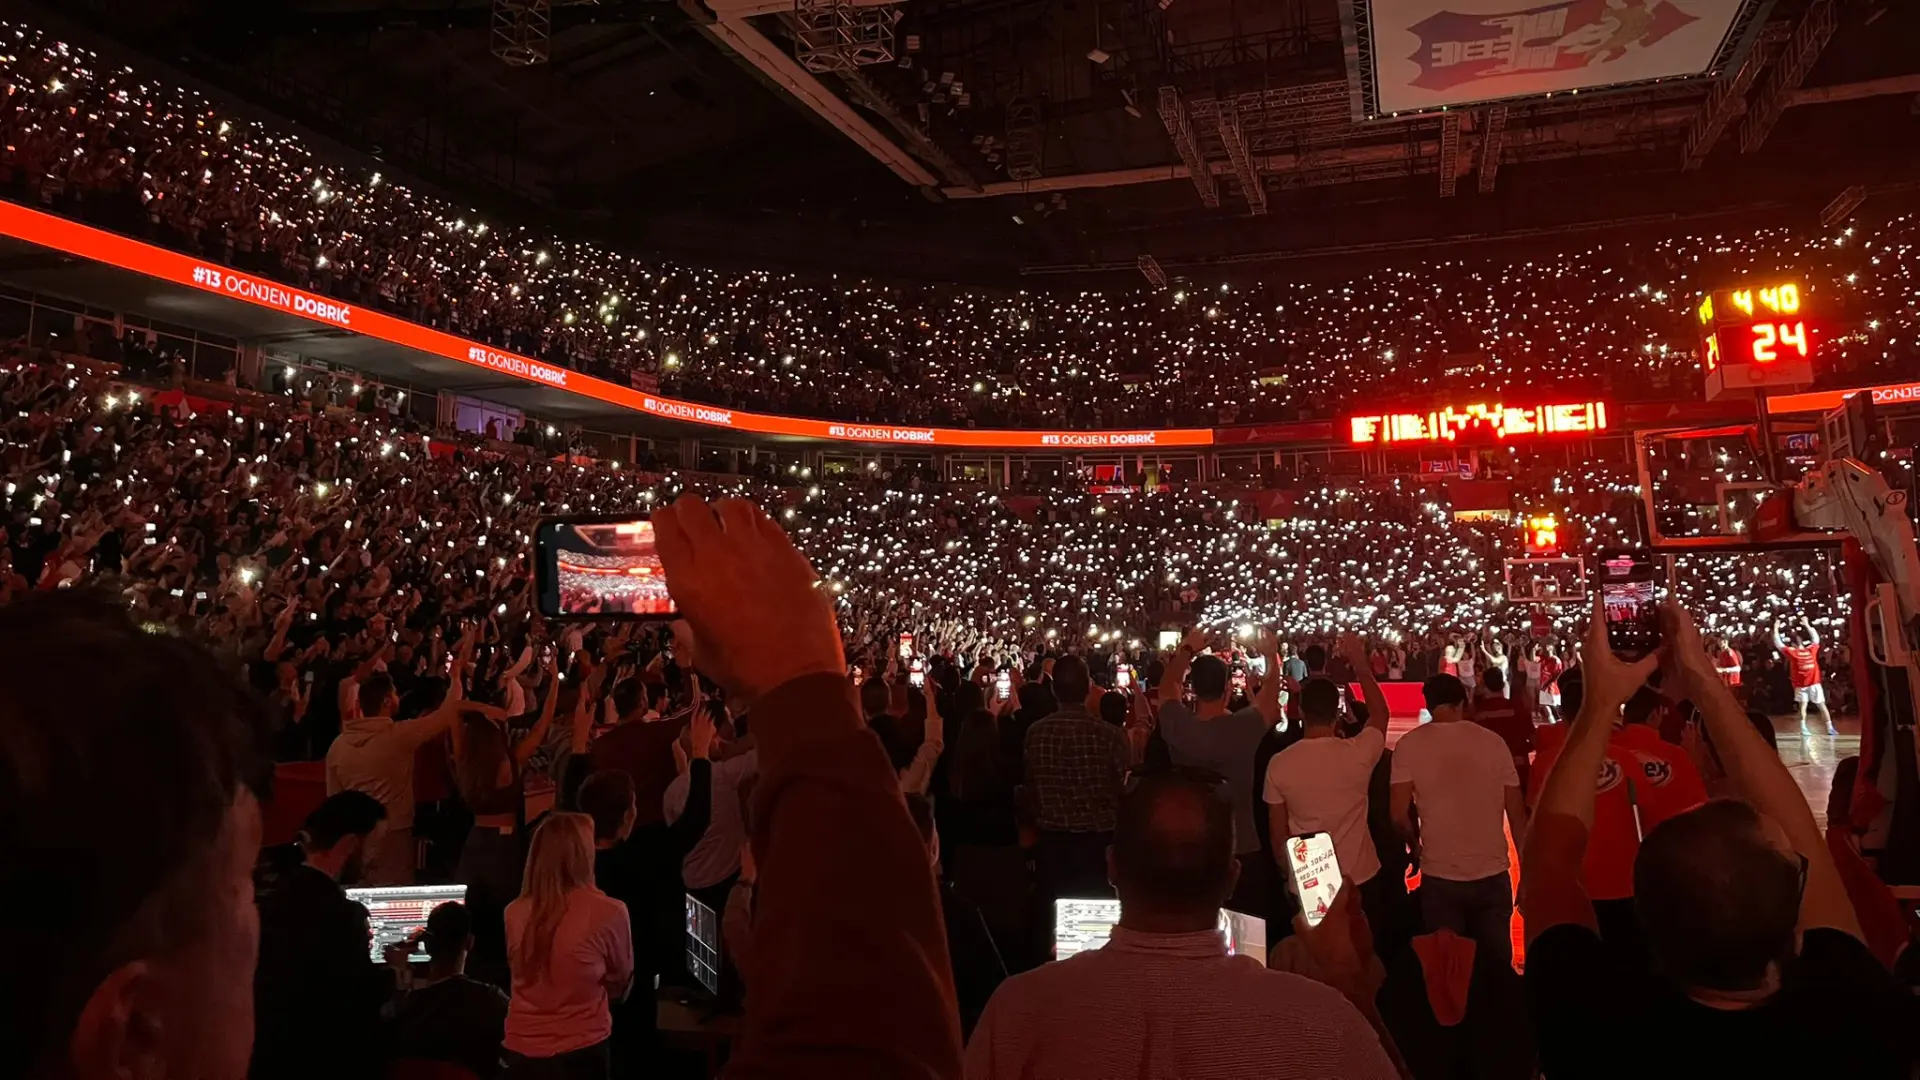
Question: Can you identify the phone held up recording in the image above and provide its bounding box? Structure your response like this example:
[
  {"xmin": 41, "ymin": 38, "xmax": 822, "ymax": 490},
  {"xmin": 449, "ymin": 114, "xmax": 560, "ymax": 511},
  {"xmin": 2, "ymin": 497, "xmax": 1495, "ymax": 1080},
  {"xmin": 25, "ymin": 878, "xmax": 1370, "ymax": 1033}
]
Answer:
[
  {"xmin": 1597, "ymin": 548, "xmax": 1661, "ymax": 660},
  {"xmin": 534, "ymin": 516, "xmax": 678, "ymax": 621},
  {"xmin": 1287, "ymin": 831, "xmax": 1343, "ymax": 928}
]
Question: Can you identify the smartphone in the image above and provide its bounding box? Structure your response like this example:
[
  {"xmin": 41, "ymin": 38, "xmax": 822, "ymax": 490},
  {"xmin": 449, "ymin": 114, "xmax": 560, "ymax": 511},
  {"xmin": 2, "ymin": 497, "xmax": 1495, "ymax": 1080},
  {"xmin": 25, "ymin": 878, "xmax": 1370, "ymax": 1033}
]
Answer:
[
  {"xmin": 995, "ymin": 670, "xmax": 1011, "ymax": 701},
  {"xmin": 1598, "ymin": 549, "xmax": 1661, "ymax": 660},
  {"xmin": 1232, "ymin": 669, "xmax": 1248, "ymax": 696},
  {"xmin": 1287, "ymin": 832, "xmax": 1343, "ymax": 927},
  {"xmin": 534, "ymin": 516, "xmax": 676, "ymax": 620},
  {"xmin": 898, "ymin": 632, "xmax": 914, "ymax": 660},
  {"xmin": 1115, "ymin": 665, "xmax": 1133, "ymax": 690},
  {"xmin": 909, "ymin": 657, "xmax": 925, "ymax": 688}
]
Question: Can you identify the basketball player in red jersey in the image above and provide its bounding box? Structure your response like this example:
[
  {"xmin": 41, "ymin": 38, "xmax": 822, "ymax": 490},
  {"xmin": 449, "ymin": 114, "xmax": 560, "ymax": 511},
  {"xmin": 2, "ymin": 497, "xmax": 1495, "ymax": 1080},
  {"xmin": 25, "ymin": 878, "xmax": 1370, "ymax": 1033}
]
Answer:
[
  {"xmin": 1706, "ymin": 634, "xmax": 1742, "ymax": 692},
  {"xmin": 1769, "ymin": 615, "xmax": 1836, "ymax": 737}
]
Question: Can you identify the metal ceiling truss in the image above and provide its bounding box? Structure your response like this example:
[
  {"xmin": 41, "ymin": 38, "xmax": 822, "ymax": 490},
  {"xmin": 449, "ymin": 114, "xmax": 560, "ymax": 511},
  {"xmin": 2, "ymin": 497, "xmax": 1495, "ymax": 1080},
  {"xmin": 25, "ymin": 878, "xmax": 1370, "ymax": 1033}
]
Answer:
[
  {"xmin": 491, "ymin": 0, "xmax": 552, "ymax": 66},
  {"xmin": 1477, "ymin": 104, "xmax": 1508, "ymax": 193},
  {"xmin": 1741, "ymin": 0, "xmax": 1837, "ymax": 154},
  {"xmin": 1214, "ymin": 100, "xmax": 1268, "ymax": 214},
  {"xmin": 1157, "ymin": 86, "xmax": 1219, "ymax": 208},
  {"xmin": 1004, "ymin": 97, "xmax": 1043, "ymax": 181},
  {"xmin": 792, "ymin": 0, "xmax": 905, "ymax": 73},
  {"xmin": 1436, "ymin": 111, "xmax": 1461, "ymax": 197},
  {"xmin": 1679, "ymin": 27, "xmax": 1773, "ymax": 168}
]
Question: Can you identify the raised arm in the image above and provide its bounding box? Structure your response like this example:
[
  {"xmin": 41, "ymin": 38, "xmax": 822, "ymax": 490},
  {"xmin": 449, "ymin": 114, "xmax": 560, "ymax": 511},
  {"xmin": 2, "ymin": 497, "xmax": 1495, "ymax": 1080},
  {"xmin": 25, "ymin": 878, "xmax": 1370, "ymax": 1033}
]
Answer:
[
  {"xmin": 653, "ymin": 495, "xmax": 960, "ymax": 1078},
  {"xmin": 1340, "ymin": 631, "xmax": 1390, "ymax": 736},
  {"xmin": 1800, "ymin": 617, "xmax": 1819, "ymax": 649},
  {"xmin": 1768, "ymin": 617, "xmax": 1788, "ymax": 653},
  {"xmin": 511, "ymin": 653, "xmax": 562, "ymax": 768},
  {"xmin": 1160, "ymin": 627, "xmax": 1208, "ymax": 703},
  {"xmin": 1667, "ymin": 603, "xmax": 1858, "ymax": 941},
  {"xmin": 1520, "ymin": 597, "xmax": 1659, "ymax": 945},
  {"xmin": 1251, "ymin": 629, "xmax": 1282, "ymax": 724}
]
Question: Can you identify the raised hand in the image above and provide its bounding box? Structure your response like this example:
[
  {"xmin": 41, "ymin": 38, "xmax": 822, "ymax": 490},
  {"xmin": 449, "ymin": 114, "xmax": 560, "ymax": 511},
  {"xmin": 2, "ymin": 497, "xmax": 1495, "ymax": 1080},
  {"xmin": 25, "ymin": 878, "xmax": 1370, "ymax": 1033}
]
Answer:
[{"xmin": 651, "ymin": 495, "xmax": 844, "ymax": 707}]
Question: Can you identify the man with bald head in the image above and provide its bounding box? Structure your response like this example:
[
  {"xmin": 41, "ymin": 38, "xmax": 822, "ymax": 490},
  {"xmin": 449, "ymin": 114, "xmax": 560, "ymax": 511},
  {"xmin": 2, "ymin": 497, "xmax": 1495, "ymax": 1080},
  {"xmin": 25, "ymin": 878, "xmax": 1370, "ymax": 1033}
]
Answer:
[{"xmin": 964, "ymin": 771, "xmax": 1397, "ymax": 1079}]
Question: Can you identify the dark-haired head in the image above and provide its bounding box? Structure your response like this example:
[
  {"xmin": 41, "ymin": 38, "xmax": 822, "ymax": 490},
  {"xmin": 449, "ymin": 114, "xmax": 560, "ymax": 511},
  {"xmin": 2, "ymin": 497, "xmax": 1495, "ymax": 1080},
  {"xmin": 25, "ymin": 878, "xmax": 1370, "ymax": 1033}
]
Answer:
[
  {"xmin": 1189, "ymin": 655, "xmax": 1229, "ymax": 703},
  {"xmin": 1302, "ymin": 644, "xmax": 1327, "ymax": 674},
  {"xmin": 358, "ymin": 671, "xmax": 398, "ymax": 718},
  {"xmin": 1110, "ymin": 771, "xmax": 1238, "ymax": 932},
  {"xmin": 0, "ymin": 588, "xmax": 272, "ymax": 1080},
  {"xmin": 1299, "ymin": 677, "xmax": 1342, "ymax": 728},
  {"xmin": 1051, "ymin": 655, "xmax": 1091, "ymax": 709},
  {"xmin": 577, "ymin": 769, "xmax": 639, "ymax": 845},
  {"xmin": 1634, "ymin": 799, "xmax": 1801, "ymax": 994},
  {"xmin": 1422, "ymin": 674, "xmax": 1467, "ymax": 722}
]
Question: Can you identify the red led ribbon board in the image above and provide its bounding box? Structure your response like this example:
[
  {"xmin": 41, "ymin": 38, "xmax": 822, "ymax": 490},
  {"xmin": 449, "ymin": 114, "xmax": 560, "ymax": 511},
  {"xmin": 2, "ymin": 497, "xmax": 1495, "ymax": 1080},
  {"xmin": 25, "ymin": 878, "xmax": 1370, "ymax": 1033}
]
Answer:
[
  {"xmin": 0, "ymin": 201, "xmax": 1212, "ymax": 451},
  {"xmin": 1347, "ymin": 401, "xmax": 1609, "ymax": 445},
  {"xmin": 1697, "ymin": 282, "xmax": 1813, "ymax": 399}
]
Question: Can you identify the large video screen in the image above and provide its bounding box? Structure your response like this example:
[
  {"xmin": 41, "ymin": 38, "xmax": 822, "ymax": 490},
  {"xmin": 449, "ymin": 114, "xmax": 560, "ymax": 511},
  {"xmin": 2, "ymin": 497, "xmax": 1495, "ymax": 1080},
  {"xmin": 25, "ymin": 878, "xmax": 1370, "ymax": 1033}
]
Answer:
[{"xmin": 1359, "ymin": 0, "xmax": 1754, "ymax": 115}]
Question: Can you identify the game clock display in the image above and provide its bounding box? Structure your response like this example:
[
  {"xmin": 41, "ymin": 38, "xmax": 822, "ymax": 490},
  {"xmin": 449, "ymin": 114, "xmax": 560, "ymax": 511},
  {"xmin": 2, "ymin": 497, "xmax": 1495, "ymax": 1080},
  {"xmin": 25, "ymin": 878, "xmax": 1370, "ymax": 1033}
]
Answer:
[{"xmin": 1698, "ymin": 281, "xmax": 1814, "ymax": 398}]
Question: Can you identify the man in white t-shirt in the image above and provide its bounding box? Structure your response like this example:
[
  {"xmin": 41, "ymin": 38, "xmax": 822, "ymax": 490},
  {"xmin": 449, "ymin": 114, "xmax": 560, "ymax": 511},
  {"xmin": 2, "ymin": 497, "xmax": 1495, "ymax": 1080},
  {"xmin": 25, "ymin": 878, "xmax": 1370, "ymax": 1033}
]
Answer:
[
  {"xmin": 1264, "ymin": 633, "xmax": 1392, "ymax": 945},
  {"xmin": 1389, "ymin": 673, "xmax": 1528, "ymax": 968}
]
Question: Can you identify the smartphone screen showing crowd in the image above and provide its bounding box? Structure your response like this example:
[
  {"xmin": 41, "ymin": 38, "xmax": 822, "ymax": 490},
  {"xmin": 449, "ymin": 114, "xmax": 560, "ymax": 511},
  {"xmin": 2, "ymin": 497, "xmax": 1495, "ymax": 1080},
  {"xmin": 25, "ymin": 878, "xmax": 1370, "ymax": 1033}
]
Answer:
[
  {"xmin": 1598, "ymin": 549, "xmax": 1661, "ymax": 660},
  {"xmin": 534, "ymin": 516, "xmax": 677, "ymax": 619}
]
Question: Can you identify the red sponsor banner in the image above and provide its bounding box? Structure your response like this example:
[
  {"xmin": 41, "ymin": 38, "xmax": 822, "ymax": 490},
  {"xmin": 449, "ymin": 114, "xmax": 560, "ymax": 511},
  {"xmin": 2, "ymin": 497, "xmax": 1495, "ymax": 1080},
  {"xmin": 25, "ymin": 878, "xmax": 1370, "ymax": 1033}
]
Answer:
[{"xmin": 0, "ymin": 201, "xmax": 1212, "ymax": 451}]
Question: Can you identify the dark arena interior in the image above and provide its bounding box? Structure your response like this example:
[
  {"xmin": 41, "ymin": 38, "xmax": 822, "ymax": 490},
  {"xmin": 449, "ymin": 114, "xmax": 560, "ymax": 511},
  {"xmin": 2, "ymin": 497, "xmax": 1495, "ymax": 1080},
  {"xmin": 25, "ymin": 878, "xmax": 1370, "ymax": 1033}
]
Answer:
[{"xmin": 2, "ymin": 0, "xmax": 1919, "ymax": 1078}]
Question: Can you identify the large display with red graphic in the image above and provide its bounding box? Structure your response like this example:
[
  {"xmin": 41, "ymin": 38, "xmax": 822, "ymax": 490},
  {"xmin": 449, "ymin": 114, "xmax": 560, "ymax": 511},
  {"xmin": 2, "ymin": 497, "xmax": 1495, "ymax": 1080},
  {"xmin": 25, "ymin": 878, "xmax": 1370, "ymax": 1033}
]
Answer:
[{"xmin": 1353, "ymin": 0, "xmax": 1756, "ymax": 116}]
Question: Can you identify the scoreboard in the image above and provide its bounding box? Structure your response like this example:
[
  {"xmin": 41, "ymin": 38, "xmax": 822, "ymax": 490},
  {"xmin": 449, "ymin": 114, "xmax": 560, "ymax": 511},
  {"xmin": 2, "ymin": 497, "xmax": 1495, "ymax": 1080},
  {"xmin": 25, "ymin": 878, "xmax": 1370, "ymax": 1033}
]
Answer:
[{"xmin": 1698, "ymin": 281, "xmax": 1813, "ymax": 399}]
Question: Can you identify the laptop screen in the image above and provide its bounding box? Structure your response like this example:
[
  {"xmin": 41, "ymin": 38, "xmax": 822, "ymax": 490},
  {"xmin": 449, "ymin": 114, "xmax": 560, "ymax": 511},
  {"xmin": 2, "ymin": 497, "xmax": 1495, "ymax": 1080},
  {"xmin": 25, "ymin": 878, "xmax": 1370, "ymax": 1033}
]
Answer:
[
  {"xmin": 685, "ymin": 893, "xmax": 722, "ymax": 996},
  {"xmin": 344, "ymin": 884, "xmax": 467, "ymax": 963},
  {"xmin": 1051, "ymin": 898, "xmax": 1267, "ymax": 965}
]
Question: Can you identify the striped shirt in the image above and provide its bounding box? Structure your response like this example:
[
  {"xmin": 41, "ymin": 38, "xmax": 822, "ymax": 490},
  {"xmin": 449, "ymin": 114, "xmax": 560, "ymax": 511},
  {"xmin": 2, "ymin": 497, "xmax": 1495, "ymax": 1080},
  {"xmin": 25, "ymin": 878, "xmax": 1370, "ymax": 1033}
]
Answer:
[{"xmin": 965, "ymin": 925, "xmax": 1397, "ymax": 1080}]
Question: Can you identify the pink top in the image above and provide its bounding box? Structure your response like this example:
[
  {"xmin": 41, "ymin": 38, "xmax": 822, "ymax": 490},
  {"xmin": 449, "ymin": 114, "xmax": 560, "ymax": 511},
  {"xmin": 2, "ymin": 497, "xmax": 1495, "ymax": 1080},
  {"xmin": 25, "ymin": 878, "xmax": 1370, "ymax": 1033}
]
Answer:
[{"xmin": 503, "ymin": 887, "xmax": 634, "ymax": 1057}]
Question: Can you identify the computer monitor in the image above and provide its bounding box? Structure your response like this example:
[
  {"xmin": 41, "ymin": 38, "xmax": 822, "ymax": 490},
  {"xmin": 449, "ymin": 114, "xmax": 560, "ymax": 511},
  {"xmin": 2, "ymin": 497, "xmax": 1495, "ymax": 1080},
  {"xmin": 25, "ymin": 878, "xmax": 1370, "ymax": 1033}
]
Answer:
[
  {"xmin": 1052, "ymin": 898, "xmax": 1121, "ymax": 960},
  {"xmin": 1220, "ymin": 907, "xmax": 1268, "ymax": 967},
  {"xmin": 1051, "ymin": 898, "xmax": 1267, "ymax": 965},
  {"xmin": 344, "ymin": 884, "xmax": 467, "ymax": 963},
  {"xmin": 685, "ymin": 893, "xmax": 723, "ymax": 998}
]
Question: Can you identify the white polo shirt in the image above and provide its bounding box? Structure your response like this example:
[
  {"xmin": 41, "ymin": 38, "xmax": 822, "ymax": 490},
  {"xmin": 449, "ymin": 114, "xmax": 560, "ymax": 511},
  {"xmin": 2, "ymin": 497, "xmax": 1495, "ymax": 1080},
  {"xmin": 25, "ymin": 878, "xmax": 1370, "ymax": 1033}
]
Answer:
[
  {"xmin": 1263, "ymin": 726, "xmax": 1385, "ymax": 887},
  {"xmin": 1389, "ymin": 719, "xmax": 1518, "ymax": 883}
]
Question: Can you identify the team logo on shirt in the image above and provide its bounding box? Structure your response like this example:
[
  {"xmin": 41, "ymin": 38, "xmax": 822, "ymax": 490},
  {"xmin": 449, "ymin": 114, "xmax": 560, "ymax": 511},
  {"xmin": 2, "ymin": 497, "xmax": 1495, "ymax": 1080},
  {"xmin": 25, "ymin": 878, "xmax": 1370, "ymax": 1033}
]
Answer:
[
  {"xmin": 1595, "ymin": 757, "xmax": 1623, "ymax": 794},
  {"xmin": 1640, "ymin": 757, "xmax": 1673, "ymax": 788}
]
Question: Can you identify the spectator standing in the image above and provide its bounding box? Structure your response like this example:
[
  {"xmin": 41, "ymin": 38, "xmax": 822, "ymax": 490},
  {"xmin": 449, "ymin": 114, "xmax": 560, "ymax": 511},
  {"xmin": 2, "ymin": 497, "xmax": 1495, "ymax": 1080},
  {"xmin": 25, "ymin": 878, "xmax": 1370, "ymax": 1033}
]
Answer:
[
  {"xmin": 663, "ymin": 700, "xmax": 757, "ymax": 915},
  {"xmin": 502, "ymin": 813, "xmax": 634, "ymax": 1079},
  {"xmin": 1157, "ymin": 627, "xmax": 1282, "ymax": 914},
  {"xmin": 1528, "ymin": 664, "xmax": 1707, "ymax": 965},
  {"xmin": 1264, "ymin": 633, "xmax": 1396, "ymax": 952},
  {"xmin": 966, "ymin": 770, "xmax": 1397, "ymax": 1079},
  {"xmin": 1523, "ymin": 600, "xmax": 1911, "ymax": 1079},
  {"xmin": 386, "ymin": 901, "xmax": 511, "ymax": 1079},
  {"xmin": 252, "ymin": 791, "xmax": 393, "ymax": 1079},
  {"xmin": 0, "ymin": 590, "xmax": 270, "ymax": 1080},
  {"xmin": 326, "ymin": 670, "xmax": 502, "ymax": 885},
  {"xmin": 1469, "ymin": 666, "xmax": 1537, "ymax": 792},
  {"xmin": 1023, "ymin": 654, "xmax": 1130, "ymax": 928},
  {"xmin": 1390, "ymin": 674, "xmax": 1528, "ymax": 968}
]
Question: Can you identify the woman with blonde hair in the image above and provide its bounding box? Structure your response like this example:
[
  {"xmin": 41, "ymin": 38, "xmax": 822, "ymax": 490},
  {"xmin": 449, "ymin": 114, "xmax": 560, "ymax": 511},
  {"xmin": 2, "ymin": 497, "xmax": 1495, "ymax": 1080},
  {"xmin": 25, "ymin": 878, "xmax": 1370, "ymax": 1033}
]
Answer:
[{"xmin": 503, "ymin": 812, "xmax": 634, "ymax": 1079}]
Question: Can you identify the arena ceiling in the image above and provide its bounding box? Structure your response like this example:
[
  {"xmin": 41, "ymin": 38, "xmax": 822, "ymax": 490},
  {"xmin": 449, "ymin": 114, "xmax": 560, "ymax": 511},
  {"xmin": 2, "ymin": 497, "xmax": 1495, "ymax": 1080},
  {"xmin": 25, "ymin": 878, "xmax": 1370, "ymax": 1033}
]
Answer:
[{"xmin": 19, "ymin": 0, "xmax": 1920, "ymax": 282}]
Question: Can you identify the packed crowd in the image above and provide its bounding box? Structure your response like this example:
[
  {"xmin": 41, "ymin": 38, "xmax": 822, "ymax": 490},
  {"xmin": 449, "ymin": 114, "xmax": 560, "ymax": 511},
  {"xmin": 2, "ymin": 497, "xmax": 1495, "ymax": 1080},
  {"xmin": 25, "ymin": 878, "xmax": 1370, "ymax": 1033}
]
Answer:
[
  {"xmin": 2, "ymin": 21, "xmax": 1918, "ymax": 435},
  {"xmin": 5, "ymin": 343, "xmax": 1912, "ymax": 1079}
]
